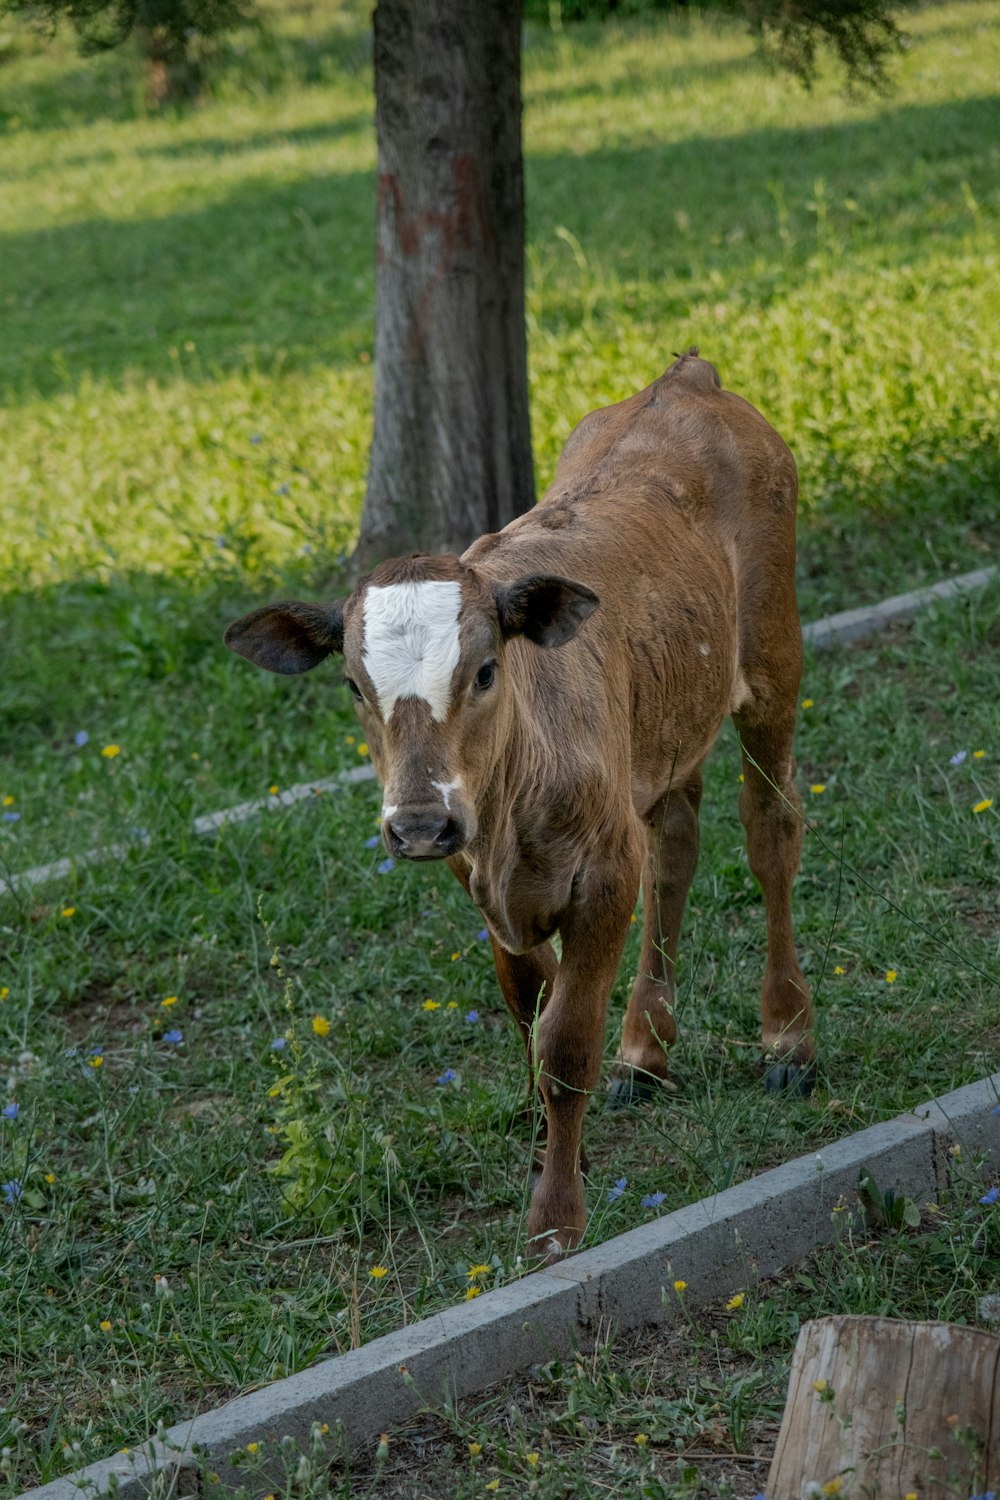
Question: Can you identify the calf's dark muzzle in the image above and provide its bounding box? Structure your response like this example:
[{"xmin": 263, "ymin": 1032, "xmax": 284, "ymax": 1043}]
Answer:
[{"xmin": 383, "ymin": 804, "xmax": 469, "ymax": 861}]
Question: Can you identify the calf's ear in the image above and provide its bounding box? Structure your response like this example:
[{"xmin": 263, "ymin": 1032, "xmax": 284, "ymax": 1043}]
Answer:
[
  {"xmin": 224, "ymin": 600, "xmax": 345, "ymax": 674},
  {"xmin": 494, "ymin": 574, "xmax": 599, "ymax": 648}
]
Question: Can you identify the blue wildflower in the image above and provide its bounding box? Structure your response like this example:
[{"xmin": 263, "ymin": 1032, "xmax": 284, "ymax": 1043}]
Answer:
[
  {"xmin": 250, "ymin": 433, "xmax": 262, "ymax": 445},
  {"xmin": 2, "ymin": 1103, "xmax": 18, "ymax": 1121},
  {"xmin": 365, "ymin": 835, "xmax": 381, "ymax": 849},
  {"xmin": 271, "ymin": 1037, "xmax": 288, "ymax": 1051},
  {"xmin": 436, "ymin": 1068, "xmax": 458, "ymax": 1085},
  {"xmin": 994, "ymin": 1105, "xmax": 1000, "ymax": 1116},
  {"xmin": 75, "ymin": 730, "xmax": 90, "ymax": 747},
  {"xmin": 641, "ymin": 1191, "xmax": 666, "ymax": 1209},
  {"xmin": 980, "ymin": 1187, "xmax": 999, "ymax": 1206},
  {"xmin": 607, "ymin": 1177, "xmax": 627, "ymax": 1203},
  {"xmin": 276, "ymin": 482, "xmax": 290, "ymax": 496},
  {"xmin": 162, "ymin": 1029, "xmax": 183, "ymax": 1045},
  {"xmin": 300, "ymin": 543, "xmax": 313, "ymax": 556},
  {"xmin": 465, "ymin": 1010, "xmax": 479, "ymax": 1023},
  {"xmin": 477, "ymin": 928, "xmax": 489, "ymax": 941},
  {"xmin": 377, "ymin": 858, "xmax": 395, "ymax": 874},
  {"xmin": 950, "ymin": 750, "xmax": 968, "ymax": 766},
  {"xmin": 2, "ymin": 812, "xmax": 20, "ymax": 823},
  {"xmin": 2, "ymin": 1180, "xmax": 21, "ymax": 1206},
  {"xmin": 969, "ymin": 1492, "xmax": 997, "ymax": 1500}
]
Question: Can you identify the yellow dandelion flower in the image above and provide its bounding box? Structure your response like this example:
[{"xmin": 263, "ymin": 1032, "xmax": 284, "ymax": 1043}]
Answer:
[
  {"xmin": 801, "ymin": 698, "xmax": 814, "ymax": 709},
  {"xmin": 905, "ymin": 1493, "xmax": 918, "ymax": 1500},
  {"xmin": 358, "ymin": 742, "xmax": 369, "ymax": 757},
  {"xmin": 369, "ymin": 1265, "xmax": 389, "ymax": 1279},
  {"xmin": 974, "ymin": 750, "xmax": 986, "ymax": 759},
  {"xmin": 268, "ymin": 1085, "xmax": 282, "ymax": 1098},
  {"xmin": 0, "ymin": 987, "xmax": 8, "ymax": 1000},
  {"xmin": 468, "ymin": 1442, "xmax": 482, "ymax": 1457},
  {"xmin": 673, "ymin": 1279, "xmax": 687, "ymax": 1293},
  {"xmin": 100, "ymin": 1319, "xmax": 112, "ymax": 1332},
  {"xmin": 312, "ymin": 1014, "xmax": 331, "ymax": 1037},
  {"xmin": 821, "ymin": 1480, "xmax": 842, "ymax": 1495},
  {"xmin": 345, "ymin": 735, "xmax": 356, "ymax": 746},
  {"xmin": 468, "ymin": 1263, "xmax": 492, "ymax": 1279},
  {"xmin": 61, "ymin": 907, "xmax": 76, "ymax": 919},
  {"xmin": 88, "ymin": 1055, "xmax": 103, "ymax": 1068},
  {"xmin": 974, "ymin": 798, "xmax": 993, "ymax": 814},
  {"xmin": 738, "ymin": 772, "xmax": 744, "ymax": 782},
  {"xmin": 811, "ymin": 1379, "xmax": 828, "ymax": 1393},
  {"xmin": 634, "ymin": 1433, "xmax": 649, "ymax": 1447},
  {"xmin": 1, "ymin": 795, "xmax": 13, "ymax": 807},
  {"xmin": 630, "ymin": 913, "xmax": 638, "ymax": 923},
  {"xmin": 101, "ymin": 744, "xmax": 121, "ymax": 759},
  {"xmin": 726, "ymin": 1292, "xmax": 745, "ymax": 1311},
  {"xmin": 422, "ymin": 999, "xmax": 440, "ymax": 1011},
  {"xmin": 161, "ymin": 995, "xmax": 178, "ymax": 1008},
  {"xmin": 465, "ymin": 1284, "xmax": 482, "ymax": 1300},
  {"xmin": 320, "ymin": 1423, "xmax": 330, "ymax": 1434},
  {"xmin": 450, "ymin": 951, "xmax": 461, "ymax": 962},
  {"xmin": 526, "ymin": 1451, "xmax": 539, "ymax": 1466},
  {"xmin": 885, "ymin": 969, "xmax": 897, "ymax": 984},
  {"xmin": 46, "ymin": 1172, "xmax": 55, "ymax": 1184},
  {"xmin": 448, "ymin": 1000, "xmax": 458, "ymax": 1009},
  {"xmin": 246, "ymin": 1441, "xmax": 259, "ymax": 1453},
  {"xmin": 810, "ymin": 783, "xmax": 827, "ymax": 795},
  {"xmin": 268, "ymin": 784, "xmax": 279, "ymax": 796},
  {"xmin": 833, "ymin": 965, "xmax": 845, "ymax": 976},
  {"xmin": 485, "ymin": 1483, "xmax": 500, "ymax": 1493}
]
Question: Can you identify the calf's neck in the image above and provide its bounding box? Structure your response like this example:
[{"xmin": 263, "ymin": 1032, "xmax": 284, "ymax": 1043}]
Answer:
[{"xmin": 225, "ymin": 351, "xmax": 812, "ymax": 1258}]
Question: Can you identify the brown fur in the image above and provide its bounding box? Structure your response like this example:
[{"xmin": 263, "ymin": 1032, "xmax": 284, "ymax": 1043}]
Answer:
[{"xmin": 225, "ymin": 353, "xmax": 812, "ymax": 1261}]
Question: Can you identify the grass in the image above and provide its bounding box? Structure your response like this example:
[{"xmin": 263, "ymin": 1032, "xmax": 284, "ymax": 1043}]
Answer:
[
  {"xmin": 180, "ymin": 1163, "xmax": 1000, "ymax": 1498},
  {"xmin": 1, "ymin": 0, "xmax": 999, "ymax": 1489}
]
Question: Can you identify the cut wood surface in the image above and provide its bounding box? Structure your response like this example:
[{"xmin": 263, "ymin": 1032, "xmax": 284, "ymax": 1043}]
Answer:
[{"xmin": 768, "ymin": 1315, "xmax": 1000, "ymax": 1499}]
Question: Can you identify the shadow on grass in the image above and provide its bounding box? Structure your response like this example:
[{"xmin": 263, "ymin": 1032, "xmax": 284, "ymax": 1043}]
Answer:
[{"xmin": 3, "ymin": 93, "xmax": 997, "ymax": 398}]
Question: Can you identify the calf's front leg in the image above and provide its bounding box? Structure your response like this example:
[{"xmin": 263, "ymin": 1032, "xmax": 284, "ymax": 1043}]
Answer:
[{"xmin": 527, "ymin": 855, "xmax": 640, "ymax": 1260}]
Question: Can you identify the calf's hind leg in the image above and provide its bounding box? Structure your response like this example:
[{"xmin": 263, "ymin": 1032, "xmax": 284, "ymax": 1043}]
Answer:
[{"xmin": 734, "ymin": 711, "xmax": 814, "ymax": 1095}]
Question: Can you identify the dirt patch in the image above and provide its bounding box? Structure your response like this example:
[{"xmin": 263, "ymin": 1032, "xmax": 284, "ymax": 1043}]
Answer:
[{"xmin": 331, "ymin": 1316, "xmax": 780, "ymax": 1499}]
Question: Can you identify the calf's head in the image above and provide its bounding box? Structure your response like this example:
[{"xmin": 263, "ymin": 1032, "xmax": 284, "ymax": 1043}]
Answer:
[{"xmin": 225, "ymin": 555, "xmax": 598, "ymax": 861}]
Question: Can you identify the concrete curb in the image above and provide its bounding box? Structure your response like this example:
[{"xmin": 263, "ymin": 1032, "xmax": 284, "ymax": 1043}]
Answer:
[
  {"xmin": 802, "ymin": 564, "xmax": 996, "ymax": 651},
  {"xmin": 23, "ymin": 1070, "xmax": 1000, "ymax": 1498},
  {"xmin": 1, "ymin": 563, "xmax": 994, "ymax": 899}
]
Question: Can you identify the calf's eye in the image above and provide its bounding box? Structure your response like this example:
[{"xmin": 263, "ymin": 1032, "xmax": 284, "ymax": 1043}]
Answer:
[
  {"xmin": 345, "ymin": 677, "xmax": 363, "ymax": 702},
  {"xmin": 475, "ymin": 660, "xmax": 496, "ymax": 692}
]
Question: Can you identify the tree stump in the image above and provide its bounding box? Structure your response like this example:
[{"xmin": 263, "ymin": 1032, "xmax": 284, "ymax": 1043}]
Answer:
[{"xmin": 768, "ymin": 1316, "xmax": 1000, "ymax": 1499}]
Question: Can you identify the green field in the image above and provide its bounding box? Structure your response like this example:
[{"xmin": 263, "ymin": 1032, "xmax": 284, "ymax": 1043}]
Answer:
[{"xmin": 1, "ymin": 0, "xmax": 999, "ymax": 1489}]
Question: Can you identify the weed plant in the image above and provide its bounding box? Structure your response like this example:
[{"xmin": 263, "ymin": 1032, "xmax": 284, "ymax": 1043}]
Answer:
[{"xmin": 1, "ymin": 0, "xmax": 999, "ymax": 1486}]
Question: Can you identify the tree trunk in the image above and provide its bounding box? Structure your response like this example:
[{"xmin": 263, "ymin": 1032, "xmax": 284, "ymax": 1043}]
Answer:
[
  {"xmin": 137, "ymin": 26, "xmax": 200, "ymax": 109},
  {"xmin": 768, "ymin": 1315, "xmax": 1000, "ymax": 1500},
  {"xmin": 355, "ymin": 0, "xmax": 535, "ymax": 567}
]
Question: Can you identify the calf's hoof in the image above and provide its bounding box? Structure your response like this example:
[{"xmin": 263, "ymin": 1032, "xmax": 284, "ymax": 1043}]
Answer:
[
  {"xmin": 606, "ymin": 1067, "xmax": 675, "ymax": 1109},
  {"xmin": 764, "ymin": 1060, "xmax": 816, "ymax": 1097}
]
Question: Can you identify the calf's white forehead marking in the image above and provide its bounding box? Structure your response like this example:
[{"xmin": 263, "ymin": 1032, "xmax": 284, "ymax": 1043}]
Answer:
[{"xmin": 362, "ymin": 581, "xmax": 463, "ymax": 722}]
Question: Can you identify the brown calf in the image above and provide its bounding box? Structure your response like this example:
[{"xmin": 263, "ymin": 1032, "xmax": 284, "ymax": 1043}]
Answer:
[{"xmin": 225, "ymin": 351, "xmax": 813, "ymax": 1259}]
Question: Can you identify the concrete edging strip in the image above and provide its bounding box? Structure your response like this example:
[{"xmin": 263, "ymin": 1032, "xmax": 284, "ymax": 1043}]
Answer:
[
  {"xmin": 1, "ymin": 563, "xmax": 994, "ymax": 899},
  {"xmin": 22, "ymin": 1070, "xmax": 1000, "ymax": 1498}
]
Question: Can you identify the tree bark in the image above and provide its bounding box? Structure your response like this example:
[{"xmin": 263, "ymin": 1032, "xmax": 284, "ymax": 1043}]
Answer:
[
  {"xmin": 355, "ymin": 0, "xmax": 535, "ymax": 567},
  {"xmin": 768, "ymin": 1315, "xmax": 1000, "ymax": 1500}
]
